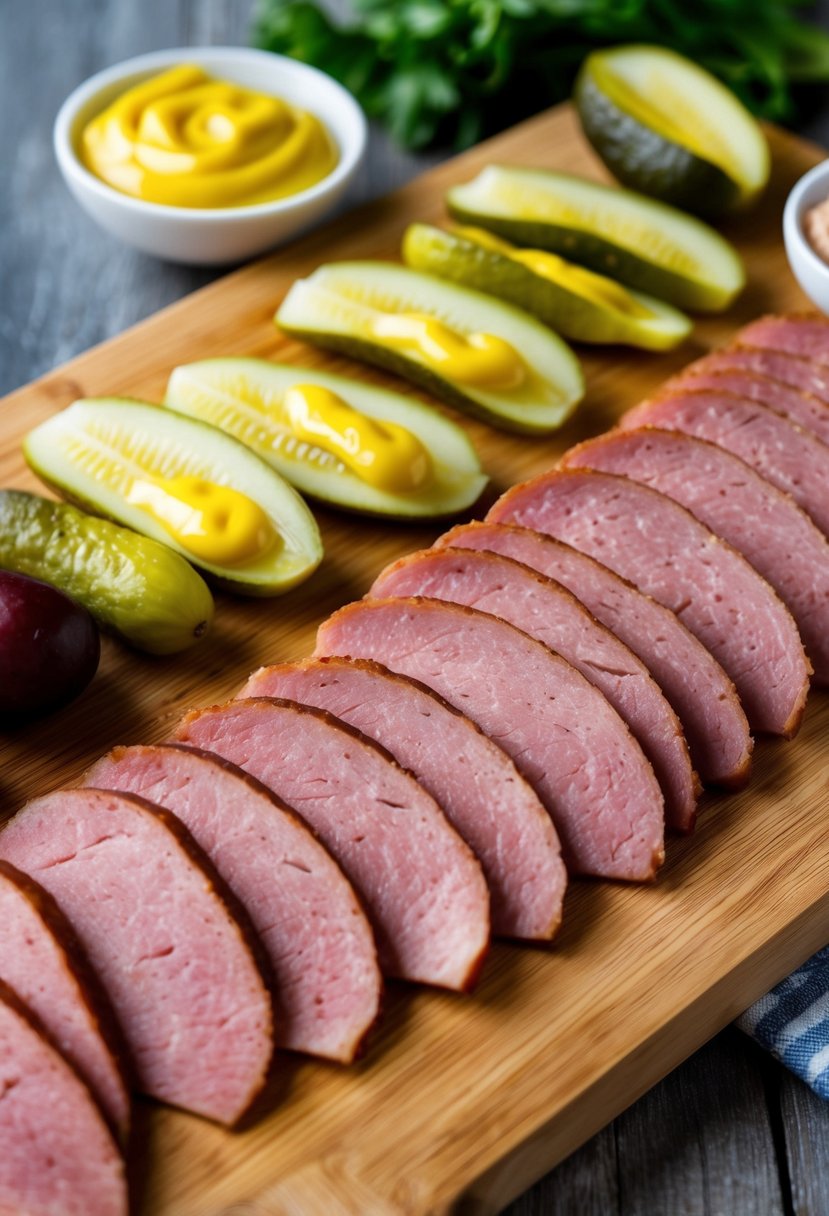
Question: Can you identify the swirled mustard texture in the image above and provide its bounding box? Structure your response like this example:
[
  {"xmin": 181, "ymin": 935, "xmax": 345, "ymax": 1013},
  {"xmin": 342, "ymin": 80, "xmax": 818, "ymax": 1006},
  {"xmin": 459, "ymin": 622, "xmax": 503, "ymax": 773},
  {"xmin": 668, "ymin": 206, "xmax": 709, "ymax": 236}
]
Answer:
[{"xmin": 80, "ymin": 64, "xmax": 339, "ymax": 208}]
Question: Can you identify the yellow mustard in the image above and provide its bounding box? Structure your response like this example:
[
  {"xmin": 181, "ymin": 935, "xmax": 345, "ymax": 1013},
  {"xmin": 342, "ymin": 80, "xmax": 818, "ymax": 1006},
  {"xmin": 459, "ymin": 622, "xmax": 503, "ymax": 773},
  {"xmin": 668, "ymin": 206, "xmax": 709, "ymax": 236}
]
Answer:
[
  {"xmin": 81, "ymin": 64, "xmax": 338, "ymax": 208},
  {"xmin": 454, "ymin": 226, "xmax": 651, "ymax": 318},
  {"xmin": 126, "ymin": 474, "xmax": 278, "ymax": 565},
  {"xmin": 283, "ymin": 384, "xmax": 431, "ymax": 492},
  {"xmin": 370, "ymin": 312, "xmax": 526, "ymax": 389}
]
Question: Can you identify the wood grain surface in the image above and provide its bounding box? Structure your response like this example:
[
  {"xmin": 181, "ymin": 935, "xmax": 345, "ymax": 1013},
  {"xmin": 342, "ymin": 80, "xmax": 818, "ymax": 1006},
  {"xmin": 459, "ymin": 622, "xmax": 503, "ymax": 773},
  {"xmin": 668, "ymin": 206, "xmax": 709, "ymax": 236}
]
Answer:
[{"xmin": 1, "ymin": 101, "xmax": 828, "ymax": 1215}]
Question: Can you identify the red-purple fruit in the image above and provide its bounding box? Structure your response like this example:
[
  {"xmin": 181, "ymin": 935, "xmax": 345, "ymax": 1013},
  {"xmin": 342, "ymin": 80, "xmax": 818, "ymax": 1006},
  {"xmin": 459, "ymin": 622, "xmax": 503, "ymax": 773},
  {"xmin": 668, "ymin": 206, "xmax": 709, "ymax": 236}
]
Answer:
[{"xmin": 0, "ymin": 571, "xmax": 100, "ymax": 715}]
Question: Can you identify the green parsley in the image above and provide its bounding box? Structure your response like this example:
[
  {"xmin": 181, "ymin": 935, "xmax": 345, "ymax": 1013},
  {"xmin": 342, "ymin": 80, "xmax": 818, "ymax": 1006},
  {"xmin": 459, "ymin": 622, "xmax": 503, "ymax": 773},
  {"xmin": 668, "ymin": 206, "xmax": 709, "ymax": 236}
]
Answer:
[{"xmin": 253, "ymin": 0, "xmax": 829, "ymax": 150}]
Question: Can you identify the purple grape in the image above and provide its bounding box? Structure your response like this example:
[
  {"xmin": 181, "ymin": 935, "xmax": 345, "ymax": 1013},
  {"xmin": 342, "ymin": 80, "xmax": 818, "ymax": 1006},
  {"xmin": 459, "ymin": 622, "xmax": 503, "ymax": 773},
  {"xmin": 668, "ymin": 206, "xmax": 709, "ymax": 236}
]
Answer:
[{"xmin": 0, "ymin": 571, "xmax": 100, "ymax": 716}]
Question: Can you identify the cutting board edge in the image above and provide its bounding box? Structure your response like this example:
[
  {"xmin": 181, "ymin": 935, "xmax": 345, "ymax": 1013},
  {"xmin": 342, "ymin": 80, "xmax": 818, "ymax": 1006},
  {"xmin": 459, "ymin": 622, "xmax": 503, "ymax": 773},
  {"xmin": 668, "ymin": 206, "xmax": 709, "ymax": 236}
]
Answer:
[{"xmin": 451, "ymin": 887, "xmax": 829, "ymax": 1215}]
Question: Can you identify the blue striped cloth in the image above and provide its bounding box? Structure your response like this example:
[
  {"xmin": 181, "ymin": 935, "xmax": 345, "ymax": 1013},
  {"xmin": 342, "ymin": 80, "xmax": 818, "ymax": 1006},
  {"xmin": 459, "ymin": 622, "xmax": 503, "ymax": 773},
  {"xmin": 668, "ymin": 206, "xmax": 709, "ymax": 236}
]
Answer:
[{"xmin": 737, "ymin": 946, "xmax": 829, "ymax": 1097}]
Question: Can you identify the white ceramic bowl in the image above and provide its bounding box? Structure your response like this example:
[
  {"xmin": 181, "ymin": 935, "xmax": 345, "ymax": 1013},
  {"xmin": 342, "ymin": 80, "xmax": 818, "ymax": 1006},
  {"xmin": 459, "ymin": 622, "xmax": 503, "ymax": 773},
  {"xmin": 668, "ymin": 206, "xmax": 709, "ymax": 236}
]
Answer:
[
  {"xmin": 53, "ymin": 46, "xmax": 367, "ymax": 265},
  {"xmin": 784, "ymin": 158, "xmax": 829, "ymax": 315}
]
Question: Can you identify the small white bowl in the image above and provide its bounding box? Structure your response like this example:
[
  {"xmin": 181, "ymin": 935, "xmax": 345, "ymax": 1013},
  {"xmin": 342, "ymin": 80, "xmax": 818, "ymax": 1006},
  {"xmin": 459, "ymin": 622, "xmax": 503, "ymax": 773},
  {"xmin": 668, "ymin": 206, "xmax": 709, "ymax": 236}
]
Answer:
[
  {"xmin": 54, "ymin": 46, "xmax": 367, "ymax": 265},
  {"xmin": 784, "ymin": 158, "xmax": 829, "ymax": 315}
]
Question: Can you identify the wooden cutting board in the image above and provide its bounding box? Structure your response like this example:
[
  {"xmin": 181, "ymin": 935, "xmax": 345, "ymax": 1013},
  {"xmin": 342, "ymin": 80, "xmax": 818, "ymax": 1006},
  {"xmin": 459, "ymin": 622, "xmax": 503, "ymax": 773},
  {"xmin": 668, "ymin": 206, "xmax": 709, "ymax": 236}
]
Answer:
[{"xmin": 1, "ymin": 103, "xmax": 828, "ymax": 1216}]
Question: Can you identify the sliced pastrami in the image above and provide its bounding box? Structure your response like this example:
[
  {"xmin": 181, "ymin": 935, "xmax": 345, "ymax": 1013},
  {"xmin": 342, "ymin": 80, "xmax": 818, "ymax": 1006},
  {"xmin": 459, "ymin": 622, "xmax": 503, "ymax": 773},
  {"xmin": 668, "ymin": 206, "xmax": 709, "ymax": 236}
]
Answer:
[
  {"xmin": 0, "ymin": 980, "xmax": 127, "ymax": 1216},
  {"xmin": 562, "ymin": 428, "xmax": 829, "ymax": 684},
  {"xmin": 175, "ymin": 698, "xmax": 490, "ymax": 991},
  {"xmin": 489, "ymin": 470, "xmax": 809, "ymax": 737},
  {"xmin": 620, "ymin": 390, "xmax": 829, "ymax": 538},
  {"xmin": 82, "ymin": 745, "xmax": 381, "ymax": 1064},
  {"xmin": 438, "ymin": 521, "xmax": 752, "ymax": 788},
  {"xmin": 240, "ymin": 659, "xmax": 562, "ymax": 941},
  {"xmin": 737, "ymin": 313, "xmax": 829, "ymax": 363},
  {"xmin": 692, "ymin": 346, "xmax": 829, "ymax": 410},
  {"xmin": 0, "ymin": 788, "xmax": 274, "ymax": 1125},
  {"xmin": 315, "ymin": 597, "xmax": 664, "ymax": 882},
  {"xmin": 0, "ymin": 861, "xmax": 130, "ymax": 1138},
  {"xmin": 670, "ymin": 363, "xmax": 829, "ymax": 445},
  {"xmin": 369, "ymin": 547, "xmax": 697, "ymax": 833}
]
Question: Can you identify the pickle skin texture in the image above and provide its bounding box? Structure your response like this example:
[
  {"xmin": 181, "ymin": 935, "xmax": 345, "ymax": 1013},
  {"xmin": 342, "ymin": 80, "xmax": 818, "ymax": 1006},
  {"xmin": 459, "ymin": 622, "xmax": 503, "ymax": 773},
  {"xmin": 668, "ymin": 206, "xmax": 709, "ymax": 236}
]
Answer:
[
  {"xmin": 575, "ymin": 69, "xmax": 741, "ymax": 217},
  {"xmin": 401, "ymin": 223, "xmax": 691, "ymax": 350},
  {"xmin": 446, "ymin": 167, "xmax": 746, "ymax": 313},
  {"xmin": 0, "ymin": 490, "xmax": 214, "ymax": 654}
]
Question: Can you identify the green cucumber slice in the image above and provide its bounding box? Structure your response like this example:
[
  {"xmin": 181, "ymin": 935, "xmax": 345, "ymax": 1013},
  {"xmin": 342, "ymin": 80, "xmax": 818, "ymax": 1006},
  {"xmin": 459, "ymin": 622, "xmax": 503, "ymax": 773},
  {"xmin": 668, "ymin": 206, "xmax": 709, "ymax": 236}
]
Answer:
[
  {"xmin": 402, "ymin": 222, "xmax": 692, "ymax": 350},
  {"xmin": 575, "ymin": 45, "xmax": 770, "ymax": 216},
  {"xmin": 275, "ymin": 261, "xmax": 584, "ymax": 435},
  {"xmin": 164, "ymin": 358, "xmax": 488, "ymax": 519},
  {"xmin": 24, "ymin": 399, "xmax": 323, "ymax": 597},
  {"xmin": 447, "ymin": 165, "xmax": 745, "ymax": 312}
]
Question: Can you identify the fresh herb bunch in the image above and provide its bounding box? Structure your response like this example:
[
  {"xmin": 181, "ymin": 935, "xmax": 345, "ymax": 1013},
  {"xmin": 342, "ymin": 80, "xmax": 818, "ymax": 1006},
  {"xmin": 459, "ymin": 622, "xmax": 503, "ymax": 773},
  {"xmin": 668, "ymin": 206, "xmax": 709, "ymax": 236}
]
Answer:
[{"xmin": 253, "ymin": 0, "xmax": 829, "ymax": 150}]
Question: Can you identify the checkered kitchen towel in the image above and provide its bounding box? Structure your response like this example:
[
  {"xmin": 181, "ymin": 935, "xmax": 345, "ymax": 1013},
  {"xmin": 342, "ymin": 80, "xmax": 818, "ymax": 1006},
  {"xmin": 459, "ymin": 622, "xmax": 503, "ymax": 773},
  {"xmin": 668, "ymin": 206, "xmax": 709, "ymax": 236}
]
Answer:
[{"xmin": 737, "ymin": 945, "xmax": 829, "ymax": 1097}]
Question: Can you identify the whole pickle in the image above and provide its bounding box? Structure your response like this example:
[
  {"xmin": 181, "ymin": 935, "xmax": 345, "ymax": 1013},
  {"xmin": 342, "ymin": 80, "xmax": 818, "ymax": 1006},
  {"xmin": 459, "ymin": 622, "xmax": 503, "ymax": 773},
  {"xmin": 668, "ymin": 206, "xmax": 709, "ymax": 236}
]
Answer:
[{"xmin": 0, "ymin": 490, "xmax": 214, "ymax": 654}]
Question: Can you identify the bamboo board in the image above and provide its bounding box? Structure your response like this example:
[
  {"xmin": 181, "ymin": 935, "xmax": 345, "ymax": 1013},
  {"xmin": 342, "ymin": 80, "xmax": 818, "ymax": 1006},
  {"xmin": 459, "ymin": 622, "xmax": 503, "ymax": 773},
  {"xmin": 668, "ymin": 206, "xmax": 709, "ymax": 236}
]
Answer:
[{"xmin": 1, "ymin": 104, "xmax": 828, "ymax": 1216}]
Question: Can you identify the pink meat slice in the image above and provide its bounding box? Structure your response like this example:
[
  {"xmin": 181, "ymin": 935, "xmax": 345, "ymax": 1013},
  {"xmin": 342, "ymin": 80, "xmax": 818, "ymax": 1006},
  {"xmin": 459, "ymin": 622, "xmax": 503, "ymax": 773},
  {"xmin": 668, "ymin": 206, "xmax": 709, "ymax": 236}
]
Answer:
[
  {"xmin": 562, "ymin": 428, "xmax": 829, "ymax": 684},
  {"xmin": 81, "ymin": 745, "xmax": 381, "ymax": 1064},
  {"xmin": 671, "ymin": 363, "xmax": 829, "ymax": 445},
  {"xmin": 0, "ymin": 980, "xmax": 127, "ymax": 1216},
  {"xmin": 622, "ymin": 390, "xmax": 829, "ymax": 537},
  {"xmin": 175, "ymin": 698, "xmax": 490, "ymax": 991},
  {"xmin": 438, "ymin": 521, "xmax": 752, "ymax": 788},
  {"xmin": 315, "ymin": 597, "xmax": 664, "ymax": 882},
  {"xmin": 369, "ymin": 547, "xmax": 697, "ymax": 833},
  {"xmin": 692, "ymin": 347, "xmax": 829, "ymax": 410},
  {"xmin": 0, "ymin": 788, "xmax": 274, "ymax": 1125},
  {"xmin": 0, "ymin": 861, "xmax": 130, "ymax": 1139},
  {"xmin": 240, "ymin": 658, "xmax": 562, "ymax": 941},
  {"xmin": 489, "ymin": 470, "xmax": 809, "ymax": 737},
  {"xmin": 737, "ymin": 313, "xmax": 829, "ymax": 363}
]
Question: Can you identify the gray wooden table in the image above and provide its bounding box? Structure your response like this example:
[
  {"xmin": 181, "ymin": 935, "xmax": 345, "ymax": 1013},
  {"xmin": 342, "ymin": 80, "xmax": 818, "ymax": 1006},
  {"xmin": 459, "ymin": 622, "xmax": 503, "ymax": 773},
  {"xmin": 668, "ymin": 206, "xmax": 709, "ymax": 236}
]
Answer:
[{"xmin": 3, "ymin": 2, "xmax": 829, "ymax": 1211}]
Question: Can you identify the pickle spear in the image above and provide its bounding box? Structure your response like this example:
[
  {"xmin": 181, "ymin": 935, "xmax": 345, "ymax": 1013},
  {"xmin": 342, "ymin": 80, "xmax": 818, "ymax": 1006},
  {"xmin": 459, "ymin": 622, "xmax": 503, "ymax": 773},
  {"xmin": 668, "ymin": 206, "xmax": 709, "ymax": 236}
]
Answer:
[
  {"xmin": 447, "ymin": 165, "xmax": 745, "ymax": 312},
  {"xmin": 0, "ymin": 489, "xmax": 213, "ymax": 654},
  {"xmin": 24, "ymin": 399, "xmax": 323, "ymax": 597},
  {"xmin": 276, "ymin": 261, "xmax": 584, "ymax": 435},
  {"xmin": 402, "ymin": 222, "xmax": 692, "ymax": 350},
  {"xmin": 575, "ymin": 45, "xmax": 770, "ymax": 216},
  {"xmin": 164, "ymin": 358, "xmax": 488, "ymax": 518}
]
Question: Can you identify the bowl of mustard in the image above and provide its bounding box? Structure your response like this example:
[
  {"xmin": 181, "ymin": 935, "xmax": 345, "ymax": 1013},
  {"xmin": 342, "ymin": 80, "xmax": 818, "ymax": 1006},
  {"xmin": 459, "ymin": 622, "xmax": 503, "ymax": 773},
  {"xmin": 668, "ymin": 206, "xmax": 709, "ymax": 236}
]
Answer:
[{"xmin": 54, "ymin": 47, "xmax": 367, "ymax": 265}]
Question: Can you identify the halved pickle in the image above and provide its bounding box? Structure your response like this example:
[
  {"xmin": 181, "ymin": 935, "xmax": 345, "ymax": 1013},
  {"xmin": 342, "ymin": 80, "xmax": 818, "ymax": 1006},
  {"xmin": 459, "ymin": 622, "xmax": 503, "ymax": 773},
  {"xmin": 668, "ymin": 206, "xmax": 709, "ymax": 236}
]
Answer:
[
  {"xmin": 24, "ymin": 399, "xmax": 322, "ymax": 596},
  {"xmin": 447, "ymin": 165, "xmax": 745, "ymax": 312},
  {"xmin": 275, "ymin": 261, "xmax": 584, "ymax": 435},
  {"xmin": 402, "ymin": 222, "xmax": 691, "ymax": 349},
  {"xmin": 575, "ymin": 45, "xmax": 770, "ymax": 216},
  {"xmin": 164, "ymin": 358, "xmax": 487, "ymax": 518}
]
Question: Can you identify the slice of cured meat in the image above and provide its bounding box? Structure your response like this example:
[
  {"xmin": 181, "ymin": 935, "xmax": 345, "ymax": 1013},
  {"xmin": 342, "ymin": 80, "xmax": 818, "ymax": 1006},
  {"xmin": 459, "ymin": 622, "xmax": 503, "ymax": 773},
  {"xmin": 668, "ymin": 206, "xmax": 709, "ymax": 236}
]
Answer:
[
  {"xmin": 621, "ymin": 390, "xmax": 829, "ymax": 537},
  {"xmin": 0, "ymin": 980, "xmax": 127, "ymax": 1216},
  {"xmin": 437, "ymin": 521, "xmax": 752, "ymax": 788},
  {"xmin": 737, "ymin": 313, "xmax": 829, "ymax": 363},
  {"xmin": 315, "ymin": 596, "xmax": 664, "ymax": 882},
  {"xmin": 489, "ymin": 469, "xmax": 809, "ymax": 737},
  {"xmin": 174, "ymin": 698, "xmax": 490, "ymax": 991},
  {"xmin": 369, "ymin": 547, "xmax": 698, "ymax": 833},
  {"xmin": 0, "ymin": 788, "xmax": 274, "ymax": 1125},
  {"xmin": 690, "ymin": 347, "xmax": 829, "ymax": 409},
  {"xmin": 82, "ymin": 744, "xmax": 381, "ymax": 1064},
  {"xmin": 0, "ymin": 860, "xmax": 130, "ymax": 1138},
  {"xmin": 240, "ymin": 658, "xmax": 563, "ymax": 940},
  {"xmin": 670, "ymin": 363, "xmax": 829, "ymax": 445},
  {"xmin": 562, "ymin": 429, "xmax": 829, "ymax": 684}
]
